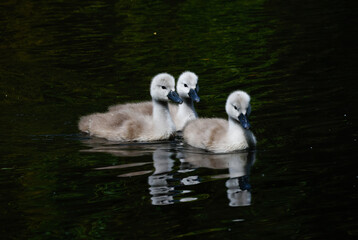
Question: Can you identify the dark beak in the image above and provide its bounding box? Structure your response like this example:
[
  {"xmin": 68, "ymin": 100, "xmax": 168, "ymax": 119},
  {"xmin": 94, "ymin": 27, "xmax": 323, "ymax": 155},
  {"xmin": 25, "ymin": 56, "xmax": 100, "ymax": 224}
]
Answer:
[
  {"xmin": 238, "ymin": 113, "xmax": 250, "ymax": 129},
  {"xmin": 167, "ymin": 90, "xmax": 183, "ymax": 104},
  {"xmin": 188, "ymin": 88, "xmax": 200, "ymax": 102}
]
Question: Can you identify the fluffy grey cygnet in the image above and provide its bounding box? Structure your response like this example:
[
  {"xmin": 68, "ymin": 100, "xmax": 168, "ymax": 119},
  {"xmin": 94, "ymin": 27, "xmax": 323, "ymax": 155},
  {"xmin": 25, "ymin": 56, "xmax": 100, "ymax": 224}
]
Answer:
[
  {"xmin": 78, "ymin": 73, "xmax": 182, "ymax": 141},
  {"xmin": 183, "ymin": 90, "xmax": 256, "ymax": 153},
  {"xmin": 108, "ymin": 71, "xmax": 200, "ymax": 131}
]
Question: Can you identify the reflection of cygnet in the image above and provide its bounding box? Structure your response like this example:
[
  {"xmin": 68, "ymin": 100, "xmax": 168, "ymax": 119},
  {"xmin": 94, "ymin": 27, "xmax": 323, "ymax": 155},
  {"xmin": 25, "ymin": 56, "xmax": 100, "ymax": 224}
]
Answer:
[
  {"xmin": 148, "ymin": 149, "xmax": 175, "ymax": 205},
  {"xmin": 180, "ymin": 151, "xmax": 254, "ymax": 177},
  {"xmin": 181, "ymin": 175, "xmax": 200, "ymax": 185},
  {"xmin": 152, "ymin": 149, "xmax": 175, "ymax": 175},
  {"xmin": 226, "ymin": 177, "xmax": 251, "ymax": 207},
  {"xmin": 181, "ymin": 151, "xmax": 255, "ymax": 207}
]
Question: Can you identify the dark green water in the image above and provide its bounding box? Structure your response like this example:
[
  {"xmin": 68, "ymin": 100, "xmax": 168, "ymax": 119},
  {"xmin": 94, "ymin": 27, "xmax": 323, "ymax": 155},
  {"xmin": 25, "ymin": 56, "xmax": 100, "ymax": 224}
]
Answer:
[{"xmin": 1, "ymin": 0, "xmax": 357, "ymax": 239}]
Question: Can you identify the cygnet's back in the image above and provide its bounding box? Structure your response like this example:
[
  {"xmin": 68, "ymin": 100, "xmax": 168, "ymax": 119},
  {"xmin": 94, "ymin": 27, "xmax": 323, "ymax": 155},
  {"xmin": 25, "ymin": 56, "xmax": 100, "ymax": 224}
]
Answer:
[{"xmin": 108, "ymin": 101, "xmax": 153, "ymax": 115}]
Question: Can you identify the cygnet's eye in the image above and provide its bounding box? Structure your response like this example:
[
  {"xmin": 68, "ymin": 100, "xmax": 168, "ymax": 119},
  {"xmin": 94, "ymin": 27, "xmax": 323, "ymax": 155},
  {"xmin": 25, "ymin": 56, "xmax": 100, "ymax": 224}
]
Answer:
[
  {"xmin": 234, "ymin": 106, "xmax": 238, "ymax": 110},
  {"xmin": 161, "ymin": 86, "xmax": 167, "ymax": 89},
  {"xmin": 184, "ymin": 84, "xmax": 188, "ymax": 88}
]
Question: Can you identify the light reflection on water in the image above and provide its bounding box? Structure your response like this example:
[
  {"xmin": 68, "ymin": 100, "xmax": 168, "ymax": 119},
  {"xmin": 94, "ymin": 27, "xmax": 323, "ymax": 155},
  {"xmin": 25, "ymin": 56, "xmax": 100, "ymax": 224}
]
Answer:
[{"xmin": 82, "ymin": 138, "xmax": 255, "ymax": 207}]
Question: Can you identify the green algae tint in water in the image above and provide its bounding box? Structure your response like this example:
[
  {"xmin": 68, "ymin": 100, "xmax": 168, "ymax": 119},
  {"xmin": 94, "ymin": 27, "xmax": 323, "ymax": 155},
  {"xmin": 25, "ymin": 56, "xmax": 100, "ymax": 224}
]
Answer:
[{"xmin": 0, "ymin": 0, "xmax": 357, "ymax": 239}]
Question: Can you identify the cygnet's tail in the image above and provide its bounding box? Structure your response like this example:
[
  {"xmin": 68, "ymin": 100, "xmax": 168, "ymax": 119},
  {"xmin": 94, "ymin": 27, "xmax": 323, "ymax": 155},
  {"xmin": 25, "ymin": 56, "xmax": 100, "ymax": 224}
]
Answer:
[{"xmin": 78, "ymin": 115, "xmax": 93, "ymax": 133}]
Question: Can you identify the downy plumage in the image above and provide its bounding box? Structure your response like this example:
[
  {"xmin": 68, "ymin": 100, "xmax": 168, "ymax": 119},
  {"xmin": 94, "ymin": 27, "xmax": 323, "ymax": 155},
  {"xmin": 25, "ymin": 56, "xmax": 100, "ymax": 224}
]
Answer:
[
  {"xmin": 78, "ymin": 73, "xmax": 183, "ymax": 141},
  {"xmin": 108, "ymin": 71, "xmax": 200, "ymax": 131},
  {"xmin": 183, "ymin": 90, "xmax": 256, "ymax": 153}
]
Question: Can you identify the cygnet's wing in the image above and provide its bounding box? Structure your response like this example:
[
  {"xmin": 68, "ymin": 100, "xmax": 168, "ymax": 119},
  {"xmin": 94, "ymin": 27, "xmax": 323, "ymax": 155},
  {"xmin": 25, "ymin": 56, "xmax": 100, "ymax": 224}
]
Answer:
[{"xmin": 183, "ymin": 118, "xmax": 227, "ymax": 151}]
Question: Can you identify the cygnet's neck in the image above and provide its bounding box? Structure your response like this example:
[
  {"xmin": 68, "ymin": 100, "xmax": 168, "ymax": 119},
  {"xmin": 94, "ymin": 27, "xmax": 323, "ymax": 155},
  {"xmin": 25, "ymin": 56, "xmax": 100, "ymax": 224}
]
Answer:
[
  {"xmin": 227, "ymin": 116, "xmax": 245, "ymax": 136},
  {"xmin": 152, "ymin": 99, "xmax": 176, "ymax": 131},
  {"xmin": 228, "ymin": 116, "xmax": 256, "ymax": 149},
  {"xmin": 178, "ymin": 97, "xmax": 198, "ymax": 118}
]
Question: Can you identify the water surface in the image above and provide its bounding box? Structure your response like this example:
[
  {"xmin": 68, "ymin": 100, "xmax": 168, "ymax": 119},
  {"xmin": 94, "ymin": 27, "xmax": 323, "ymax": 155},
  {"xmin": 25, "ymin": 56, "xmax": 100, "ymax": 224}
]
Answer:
[{"xmin": 0, "ymin": 0, "xmax": 357, "ymax": 239}]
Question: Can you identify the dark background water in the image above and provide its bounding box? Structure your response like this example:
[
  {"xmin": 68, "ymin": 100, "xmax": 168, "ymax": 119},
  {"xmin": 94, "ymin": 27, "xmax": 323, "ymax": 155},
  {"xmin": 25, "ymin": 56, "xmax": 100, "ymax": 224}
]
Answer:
[{"xmin": 1, "ymin": 0, "xmax": 357, "ymax": 239}]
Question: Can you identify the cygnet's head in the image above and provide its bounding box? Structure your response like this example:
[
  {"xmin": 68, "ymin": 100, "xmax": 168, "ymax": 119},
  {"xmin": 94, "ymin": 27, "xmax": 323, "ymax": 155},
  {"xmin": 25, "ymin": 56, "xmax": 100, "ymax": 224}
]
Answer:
[
  {"xmin": 150, "ymin": 73, "xmax": 183, "ymax": 104},
  {"xmin": 225, "ymin": 91, "xmax": 252, "ymax": 129},
  {"xmin": 176, "ymin": 71, "xmax": 200, "ymax": 102}
]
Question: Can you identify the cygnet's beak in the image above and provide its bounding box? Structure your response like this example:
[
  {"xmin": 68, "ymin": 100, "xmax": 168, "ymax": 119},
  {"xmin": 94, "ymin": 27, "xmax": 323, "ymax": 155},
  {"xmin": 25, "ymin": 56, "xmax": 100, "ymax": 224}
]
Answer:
[
  {"xmin": 167, "ymin": 90, "xmax": 183, "ymax": 104},
  {"xmin": 188, "ymin": 88, "xmax": 200, "ymax": 102},
  {"xmin": 238, "ymin": 113, "xmax": 250, "ymax": 129}
]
